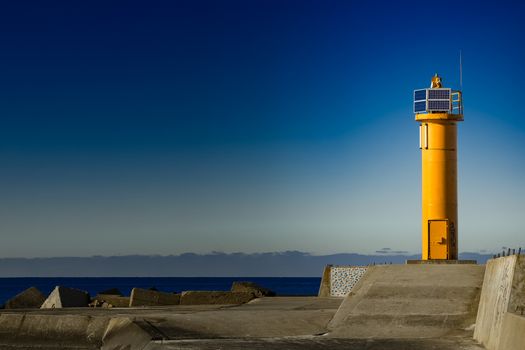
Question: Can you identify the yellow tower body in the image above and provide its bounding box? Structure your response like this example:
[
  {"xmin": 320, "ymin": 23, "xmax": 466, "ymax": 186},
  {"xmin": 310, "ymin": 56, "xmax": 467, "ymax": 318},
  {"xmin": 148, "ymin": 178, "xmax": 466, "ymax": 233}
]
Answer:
[{"xmin": 414, "ymin": 75, "xmax": 463, "ymax": 260}]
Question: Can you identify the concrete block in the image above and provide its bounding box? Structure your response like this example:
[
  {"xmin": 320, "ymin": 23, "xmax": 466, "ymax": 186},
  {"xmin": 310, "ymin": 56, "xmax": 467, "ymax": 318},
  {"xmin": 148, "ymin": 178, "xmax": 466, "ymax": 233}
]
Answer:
[
  {"xmin": 40, "ymin": 286, "xmax": 91, "ymax": 308},
  {"xmin": 474, "ymin": 255, "xmax": 525, "ymax": 349},
  {"xmin": 509, "ymin": 255, "xmax": 525, "ymax": 317},
  {"xmin": 318, "ymin": 265, "xmax": 332, "ymax": 297},
  {"xmin": 231, "ymin": 281, "xmax": 275, "ymax": 297},
  {"xmin": 129, "ymin": 288, "xmax": 180, "ymax": 307},
  {"xmin": 4, "ymin": 287, "xmax": 46, "ymax": 309},
  {"xmin": 94, "ymin": 294, "xmax": 130, "ymax": 307},
  {"xmin": 496, "ymin": 313, "xmax": 525, "ymax": 350},
  {"xmin": 180, "ymin": 291, "xmax": 255, "ymax": 305}
]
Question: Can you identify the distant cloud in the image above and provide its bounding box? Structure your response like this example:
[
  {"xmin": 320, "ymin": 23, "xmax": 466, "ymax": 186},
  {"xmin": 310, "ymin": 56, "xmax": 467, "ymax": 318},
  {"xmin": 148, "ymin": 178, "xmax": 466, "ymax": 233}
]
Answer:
[
  {"xmin": 375, "ymin": 248, "xmax": 408, "ymax": 255},
  {"xmin": 0, "ymin": 251, "xmax": 494, "ymax": 277}
]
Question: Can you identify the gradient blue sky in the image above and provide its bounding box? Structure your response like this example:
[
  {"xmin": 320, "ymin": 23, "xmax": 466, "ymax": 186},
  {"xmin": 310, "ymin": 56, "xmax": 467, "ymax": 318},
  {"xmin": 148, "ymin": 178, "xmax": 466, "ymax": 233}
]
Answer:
[{"xmin": 1, "ymin": 0, "xmax": 524, "ymax": 258}]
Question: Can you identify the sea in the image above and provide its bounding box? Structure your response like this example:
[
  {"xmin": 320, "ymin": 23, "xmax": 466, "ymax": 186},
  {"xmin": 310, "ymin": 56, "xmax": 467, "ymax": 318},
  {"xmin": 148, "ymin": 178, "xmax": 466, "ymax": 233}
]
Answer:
[{"xmin": 0, "ymin": 277, "xmax": 321, "ymax": 305}]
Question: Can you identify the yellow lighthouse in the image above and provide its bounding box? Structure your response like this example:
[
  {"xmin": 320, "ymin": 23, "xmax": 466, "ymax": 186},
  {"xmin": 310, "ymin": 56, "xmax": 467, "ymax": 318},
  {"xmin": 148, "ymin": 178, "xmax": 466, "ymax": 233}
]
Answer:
[{"xmin": 414, "ymin": 74, "xmax": 463, "ymax": 260}]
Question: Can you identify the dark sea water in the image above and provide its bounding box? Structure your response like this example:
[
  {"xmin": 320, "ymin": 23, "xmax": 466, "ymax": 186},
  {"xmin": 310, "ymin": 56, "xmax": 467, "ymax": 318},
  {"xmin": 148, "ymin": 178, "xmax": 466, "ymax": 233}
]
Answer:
[{"xmin": 0, "ymin": 277, "xmax": 321, "ymax": 305}]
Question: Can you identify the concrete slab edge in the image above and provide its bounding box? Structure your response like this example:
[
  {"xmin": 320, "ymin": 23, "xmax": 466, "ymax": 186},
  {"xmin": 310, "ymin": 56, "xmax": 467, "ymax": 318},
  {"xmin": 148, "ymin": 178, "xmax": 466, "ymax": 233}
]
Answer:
[{"xmin": 495, "ymin": 312, "xmax": 525, "ymax": 350}]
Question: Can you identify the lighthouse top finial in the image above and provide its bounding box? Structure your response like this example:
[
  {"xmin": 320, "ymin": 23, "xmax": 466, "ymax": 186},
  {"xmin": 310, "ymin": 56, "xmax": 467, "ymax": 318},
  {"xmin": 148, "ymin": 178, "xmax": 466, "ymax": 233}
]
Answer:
[{"xmin": 430, "ymin": 73, "xmax": 442, "ymax": 88}]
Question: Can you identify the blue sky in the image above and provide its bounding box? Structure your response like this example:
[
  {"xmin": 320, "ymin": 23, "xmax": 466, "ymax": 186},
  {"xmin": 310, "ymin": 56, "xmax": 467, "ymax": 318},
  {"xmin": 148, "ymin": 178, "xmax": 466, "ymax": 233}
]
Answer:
[{"xmin": 0, "ymin": 0, "xmax": 524, "ymax": 257}]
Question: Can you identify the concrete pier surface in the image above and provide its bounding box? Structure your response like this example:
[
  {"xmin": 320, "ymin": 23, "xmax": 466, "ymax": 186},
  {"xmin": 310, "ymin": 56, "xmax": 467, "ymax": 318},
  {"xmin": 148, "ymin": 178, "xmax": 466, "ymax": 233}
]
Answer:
[
  {"xmin": 0, "ymin": 297, "xmax": 343, "ymax": 349},
  {"xmin": 2, "ymin": 263, "xmax": 516, "ymax": 349},
  {"xmin": 0, "ymin": 295, "xmax": 484, "ymax": 350}
]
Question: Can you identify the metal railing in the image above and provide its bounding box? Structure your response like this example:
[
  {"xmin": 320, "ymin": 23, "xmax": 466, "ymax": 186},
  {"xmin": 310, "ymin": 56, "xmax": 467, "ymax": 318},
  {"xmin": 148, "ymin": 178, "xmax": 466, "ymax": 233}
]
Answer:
[
  {"xmin": 451, "ymin": 91, "xmax": 463, "ymax": 115},
  {"xmin": 493, "ymin": 247, "xmax": 522, "ymax": 259}
]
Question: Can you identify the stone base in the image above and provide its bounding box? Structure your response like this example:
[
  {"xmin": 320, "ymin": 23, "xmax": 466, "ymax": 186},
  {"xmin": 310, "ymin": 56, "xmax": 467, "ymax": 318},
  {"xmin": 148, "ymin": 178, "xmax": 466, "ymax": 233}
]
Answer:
[{"xmin": 406, "ymin": 259, "xmax": 477, "ymax": 265}]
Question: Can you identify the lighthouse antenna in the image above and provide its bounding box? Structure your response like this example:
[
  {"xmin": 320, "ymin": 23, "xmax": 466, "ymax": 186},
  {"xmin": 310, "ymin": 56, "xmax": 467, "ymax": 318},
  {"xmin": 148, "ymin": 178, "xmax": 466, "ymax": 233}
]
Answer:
[{"xmin": 459, "ymin": 50, "xmax": 463, "ymax": 90}]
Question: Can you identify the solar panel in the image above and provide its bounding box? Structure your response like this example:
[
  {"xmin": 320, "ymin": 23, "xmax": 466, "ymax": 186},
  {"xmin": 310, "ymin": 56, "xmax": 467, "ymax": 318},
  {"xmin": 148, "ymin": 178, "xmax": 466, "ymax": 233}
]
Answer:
[
  {"xmin": 414, "ymin": 89, "xmax": 426, "ymax": 101},
  {"xmin": 414, "ymin": 88, "xmax": 452, "ymax": 113},
  {"xmin": 427, "ymin": 100, "xmax": 451, "ymax": 111},
  {"xmin": 414, "ymin": 101, "xmax": 426, "ymax": 113},
  {"xmin": 428, "ymin": 89, "xmax": 450, "ymax": 100}
]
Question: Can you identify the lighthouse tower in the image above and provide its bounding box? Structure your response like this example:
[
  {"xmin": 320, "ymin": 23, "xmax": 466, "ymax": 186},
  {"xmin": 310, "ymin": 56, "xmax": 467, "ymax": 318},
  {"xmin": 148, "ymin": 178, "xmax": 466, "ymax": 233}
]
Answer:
[{"xmin": 414, "ymin": 74, "xmax": 463, "ymax": 260}]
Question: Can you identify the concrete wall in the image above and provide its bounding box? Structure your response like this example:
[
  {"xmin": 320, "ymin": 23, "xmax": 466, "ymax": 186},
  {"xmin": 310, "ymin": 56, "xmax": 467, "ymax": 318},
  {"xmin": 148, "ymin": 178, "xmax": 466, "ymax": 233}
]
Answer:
[
  {"xmin": 330, "ymin": 266, "xmax": 367, "ymax": 297},
  {"xmin": 0, "ymin": 313, "xmax": 109, "ymax": 347},
  {"xmin": 328, "ymin": 264, "xmax": 485, "ymax": 338},
  {"xmin": 474, "ymin": 255, "xmax": 525, "ymax": 350},
  {"xmin": 317, "ymin": 265, "xmax": 368, "ymax": 297}
]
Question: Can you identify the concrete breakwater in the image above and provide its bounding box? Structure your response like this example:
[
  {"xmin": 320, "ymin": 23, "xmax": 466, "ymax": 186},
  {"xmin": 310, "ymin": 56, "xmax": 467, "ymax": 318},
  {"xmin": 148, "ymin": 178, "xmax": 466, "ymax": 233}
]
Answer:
[
  {"xmin": 0, "ymin": 258, "xmax": 524, "ymax": 349},
  {"xmin": 1, "ymin": 281, "xmax": 274, "ymax": 310},
  {"xmin": 0, "ymin": 281, "xmax": 278, "ymax": 349},
  {"xmin": 0, "ymin": 277, "xmax": 319, "ymax": 306}
]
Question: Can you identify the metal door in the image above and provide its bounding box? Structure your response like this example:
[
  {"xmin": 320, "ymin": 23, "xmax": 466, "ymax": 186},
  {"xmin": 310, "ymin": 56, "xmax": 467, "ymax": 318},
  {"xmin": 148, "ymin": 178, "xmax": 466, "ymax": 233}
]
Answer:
[{"xmin": 428, "ymin": 220, "xmax": 449, "ymax": 259}]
